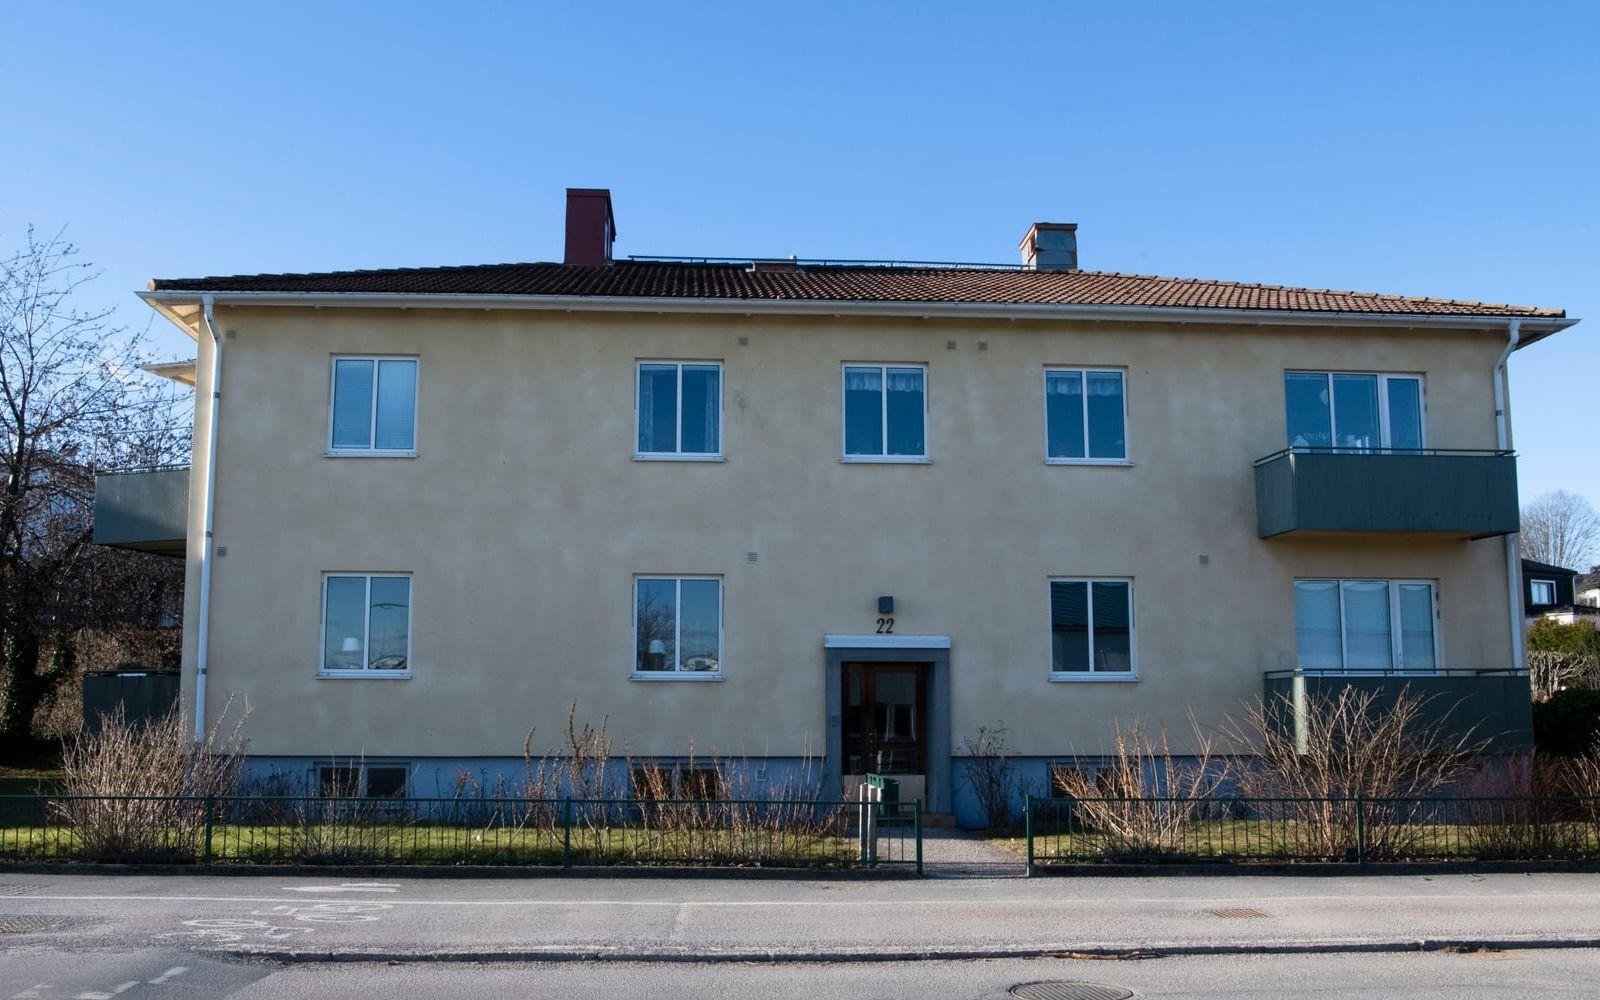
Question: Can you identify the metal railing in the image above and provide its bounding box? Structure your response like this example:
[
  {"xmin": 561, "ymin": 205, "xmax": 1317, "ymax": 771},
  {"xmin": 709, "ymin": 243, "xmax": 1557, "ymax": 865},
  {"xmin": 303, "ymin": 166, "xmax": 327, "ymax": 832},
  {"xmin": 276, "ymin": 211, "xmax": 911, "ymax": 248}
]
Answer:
[
  {"xmin": 0, "ymin": 794, "xmax": 920, "ymax": 871},
  {"xmin": 1025, "ymin": 795, "xmax": 1600, "ymax": 872},
  {"xmin": 1262, "ymin": 667, "xmax": 1529, "ymax": 679},
  {"xmin": 1253, "ymin": 446, "xmax": 1514, "ymax": 467}
]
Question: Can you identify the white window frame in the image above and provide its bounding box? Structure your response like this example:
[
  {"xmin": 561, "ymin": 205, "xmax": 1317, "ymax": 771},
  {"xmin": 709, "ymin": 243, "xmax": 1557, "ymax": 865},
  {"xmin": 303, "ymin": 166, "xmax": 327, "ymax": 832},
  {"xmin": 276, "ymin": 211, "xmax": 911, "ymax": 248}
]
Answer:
[
  {"xmin": 634, "ymin": 360, "xmax": 725, "ymax": 461},
  {"xmin": 631, "ymin": 575, "xmax": 725, "ymax": 681},
  {"xmin": 1529, "ymin": 578, "xmax": 1557, "ymax": 606},
  {"xmin": 327, "ymin": 355, "xmax": 420, "ymax": 457},
  {"xmin": 1043, "ymin": 367, "xmax": 1131, "ymax": 465},
  {"xmin": 840, "ymin": 363, "xmax": 930, "ymax": 463},
  {"xmin": 1047, "ymin": 577, "xmax": 1139, "ymax": 683},
  {"xmin": 318, "ymin": 572, "xmax": 414, "ymax": 678},
  {"xmin": 1285, "ymin": 371, "xmax": 1427, "ymax": 452},
  {"xmin": 1294, "ymin": 577, "xmax": 1441, "ymax": 675}
]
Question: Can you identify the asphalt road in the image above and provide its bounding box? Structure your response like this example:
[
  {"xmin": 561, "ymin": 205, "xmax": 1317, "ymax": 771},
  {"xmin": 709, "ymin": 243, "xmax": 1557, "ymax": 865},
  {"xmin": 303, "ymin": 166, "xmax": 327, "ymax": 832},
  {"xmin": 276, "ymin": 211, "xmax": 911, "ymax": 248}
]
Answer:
[{"xmin": 1, "ymin": 948, "xmax": 1598, "ymax": 998}]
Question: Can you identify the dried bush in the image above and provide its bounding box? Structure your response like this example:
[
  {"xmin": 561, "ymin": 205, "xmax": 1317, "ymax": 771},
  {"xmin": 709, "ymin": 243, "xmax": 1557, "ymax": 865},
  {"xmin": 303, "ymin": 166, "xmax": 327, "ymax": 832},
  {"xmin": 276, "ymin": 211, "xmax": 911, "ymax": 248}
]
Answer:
[
  {"xmin": 1529, "ymin": 650, "xmax": 1600, "ymax": 702},
  {"xmin": 1050, "ymin": 716, "xmax": 1225, "ymax": 857},
  {"xmin": 53, "ymin": 702, "xmax": 245, "ymax": 860},
  {"xmin": 960, "ymin": 723, "xmax": 1020, "ymax": 829},
  {"xmin": 1226, "ymin": 685, "xmax": 1485, "ymax": 860}
]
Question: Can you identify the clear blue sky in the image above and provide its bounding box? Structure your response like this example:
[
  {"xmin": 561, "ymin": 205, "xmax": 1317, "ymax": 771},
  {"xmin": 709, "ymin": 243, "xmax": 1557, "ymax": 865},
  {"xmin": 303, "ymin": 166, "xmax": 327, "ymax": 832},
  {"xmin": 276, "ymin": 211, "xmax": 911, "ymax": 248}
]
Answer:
[{"xmin": 4, "ymin": 3, "xmax": 1595, "ymax": 510}]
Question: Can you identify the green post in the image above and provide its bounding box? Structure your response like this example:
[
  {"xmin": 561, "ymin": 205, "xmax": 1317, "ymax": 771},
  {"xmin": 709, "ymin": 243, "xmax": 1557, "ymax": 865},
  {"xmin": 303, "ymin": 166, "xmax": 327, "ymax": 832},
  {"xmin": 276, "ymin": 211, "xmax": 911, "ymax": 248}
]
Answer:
[
  {"xmin": 914, "ymin": 799, "xmax": 923, "ymax": 875},
  {"xmin": 1025, "ymin": 795, "xmax": 1034, "ymax": 877},
  {"xmin": 1355, "ymin": 795, "xmax": 1366, "ymax": 865},
  {"xmin": 562, "ymin": 797, "xmax": 572, "ymax": 868},
  {"xmin": 202, "ymin": 795, "xmax": 215, "ymax": 864}
]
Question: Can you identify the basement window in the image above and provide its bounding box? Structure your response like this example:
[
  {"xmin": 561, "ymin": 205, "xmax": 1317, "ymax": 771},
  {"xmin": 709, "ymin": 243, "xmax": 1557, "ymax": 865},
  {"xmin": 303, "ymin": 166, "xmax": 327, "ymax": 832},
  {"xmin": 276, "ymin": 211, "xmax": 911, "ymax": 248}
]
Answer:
[{"xmin": 317, "ymin": 764, "xmax": 409, "ymax": 799}]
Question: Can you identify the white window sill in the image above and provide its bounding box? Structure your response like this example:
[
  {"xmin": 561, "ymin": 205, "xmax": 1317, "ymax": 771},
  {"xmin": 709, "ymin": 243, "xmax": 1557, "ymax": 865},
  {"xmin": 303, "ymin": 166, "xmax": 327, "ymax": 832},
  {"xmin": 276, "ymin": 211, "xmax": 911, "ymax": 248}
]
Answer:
[
  {"xmin": 633, "ymin": 453, "xmax": 726, "ymax": 463},
  {"xmin": 1048, "ymin": 672, "xmax": 1139, "ymax": 683},
  {"xmin": 1045, "ymin": 458, "xmax": 1134, "ymax": 467},
  {"xmin": 630, "ymin": 672, "xmax": 726, "ymax": 682},
  {"xmin": 325, "ymin": 450, "xmax": 418, "ymax": 459},
  {"xmin": 840, "ymin": 456, "xmax": 932, "ymax": 465},
  {"xmin": 317, "ymin": 671, "xmax": 412, "ymax": 680}
]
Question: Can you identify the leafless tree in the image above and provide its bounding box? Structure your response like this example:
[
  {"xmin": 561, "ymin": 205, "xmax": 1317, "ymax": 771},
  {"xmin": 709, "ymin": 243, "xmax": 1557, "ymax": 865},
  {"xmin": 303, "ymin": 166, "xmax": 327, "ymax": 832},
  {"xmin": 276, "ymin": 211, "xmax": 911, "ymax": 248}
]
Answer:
[
  {"xmin": 1521, "ymin": 490, "xmax": 1600, "ymax": 571},
  {"xmin": 0, "ymin": 227, "xmax": 189, "ymax": 748}
]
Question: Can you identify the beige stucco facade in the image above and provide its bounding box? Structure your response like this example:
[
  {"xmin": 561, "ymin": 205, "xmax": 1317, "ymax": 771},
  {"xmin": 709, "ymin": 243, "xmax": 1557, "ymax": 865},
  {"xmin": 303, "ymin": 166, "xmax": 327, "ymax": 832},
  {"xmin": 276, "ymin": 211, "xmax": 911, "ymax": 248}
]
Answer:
[{"xmin": 175, "ymin": 303, "xmax": 1520, "ymax": 769}]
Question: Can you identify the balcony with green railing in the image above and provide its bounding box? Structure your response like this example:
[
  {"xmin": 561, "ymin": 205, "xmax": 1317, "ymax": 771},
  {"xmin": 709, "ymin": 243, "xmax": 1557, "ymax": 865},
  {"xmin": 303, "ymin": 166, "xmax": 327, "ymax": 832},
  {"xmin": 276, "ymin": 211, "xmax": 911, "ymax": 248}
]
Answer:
[
  {"xmin": 92, "ymin": 465, "xmax": 189, "ymax": 556},
  {"xmin": 1262, "ymin": 667, "xmax": 1533, "ymax": 752},
  {"xmin": 1253, "ymin": 448, "xmax": 1519, "ymax": 539}
]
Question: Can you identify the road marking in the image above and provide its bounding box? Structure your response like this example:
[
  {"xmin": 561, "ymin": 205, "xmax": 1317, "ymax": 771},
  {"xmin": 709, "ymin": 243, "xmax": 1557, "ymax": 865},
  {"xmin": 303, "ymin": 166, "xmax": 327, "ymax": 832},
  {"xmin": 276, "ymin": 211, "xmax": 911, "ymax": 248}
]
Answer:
[
  {"xmin": 149, "ymin": 967, "xmax": 188, "ymax": 985},
  {"xmin": 11, "ymin": 986, "xmax": 51, "ymax": 999},
  {"xmin": 287, "ymin": 883, "xmax": 400, "ymax": 894},
  {"xmin": 74, "ymin": 983, "xmax": 139, "ymax": 1000}
]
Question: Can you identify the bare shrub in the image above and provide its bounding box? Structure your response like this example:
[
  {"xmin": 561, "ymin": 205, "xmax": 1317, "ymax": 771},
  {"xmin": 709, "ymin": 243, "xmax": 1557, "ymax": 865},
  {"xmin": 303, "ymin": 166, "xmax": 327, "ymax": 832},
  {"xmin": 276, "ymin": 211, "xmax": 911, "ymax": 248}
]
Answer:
[
  {"xmin": 960, "ymin": 723, "xmax": 1019, "ymax": 829},
  {"xmin": 1459, "ymin": 753, "xmax": 1587, "ymax": 859},
  {"xmin": 1529, "ymin": 650, "xmax": 1600, "ymax": 701},
  {"xmin": 1050, "ymin": 716, "xmax": 1225, "ymax": 858},
  {"xmin": 1226, "ymin": 685, "xmax": 1486, "ymax": 860},
  {"xmin": 54, "ymin": 702, "xmax": 245, "ymax": 860}
]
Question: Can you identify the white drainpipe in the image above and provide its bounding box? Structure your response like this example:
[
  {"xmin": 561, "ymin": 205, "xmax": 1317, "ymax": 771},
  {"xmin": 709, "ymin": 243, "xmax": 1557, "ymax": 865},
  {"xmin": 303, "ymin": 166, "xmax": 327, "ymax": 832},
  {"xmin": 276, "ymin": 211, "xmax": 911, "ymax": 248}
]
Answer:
[
  {"xmin": 193, "ymin": 295, "xmax": 223, "ymax": 741},
  {"xmin": 1494, "ymin": 319, "xmax": 1524, "ymax": 673}
]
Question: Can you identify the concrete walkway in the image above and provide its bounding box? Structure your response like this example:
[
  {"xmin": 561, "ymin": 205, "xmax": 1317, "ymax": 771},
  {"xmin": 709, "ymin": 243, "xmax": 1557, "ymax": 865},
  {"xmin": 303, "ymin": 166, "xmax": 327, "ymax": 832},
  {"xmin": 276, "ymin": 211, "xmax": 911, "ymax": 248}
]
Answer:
[
  {"xmin": 4, "ymin": 871, "xmax": 1600, "ymax": 961},
  {"xmin": 919, "ymin": 828, "xmax": 1026, "ymax": 878}
]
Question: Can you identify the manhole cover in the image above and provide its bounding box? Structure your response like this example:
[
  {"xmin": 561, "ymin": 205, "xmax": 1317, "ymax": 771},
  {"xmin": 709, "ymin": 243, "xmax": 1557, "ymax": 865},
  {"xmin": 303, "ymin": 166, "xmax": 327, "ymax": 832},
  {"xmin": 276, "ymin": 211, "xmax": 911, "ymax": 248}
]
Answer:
[
  {"xmin": 1208, "ymin": 906, "xmax": 1269, "ymax": 919},
  {"xmin": 0, "ymin": 916, "xmax": 59, "ymax": 934},
  {"xmin": 1011, "ymin": 983, "xmax": 1135, "ymax": 1000},
  {"xmin": 0, "ymin": 884, "xmax": 41, "ymax": 896}
]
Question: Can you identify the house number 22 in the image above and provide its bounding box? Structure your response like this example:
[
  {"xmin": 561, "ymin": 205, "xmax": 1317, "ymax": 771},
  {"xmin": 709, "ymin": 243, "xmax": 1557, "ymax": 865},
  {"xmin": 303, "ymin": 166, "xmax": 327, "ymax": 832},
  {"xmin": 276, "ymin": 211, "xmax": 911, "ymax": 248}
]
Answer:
[{"xmin": 875, "ymin": 617, "xmax": 895, "ymax": 634}]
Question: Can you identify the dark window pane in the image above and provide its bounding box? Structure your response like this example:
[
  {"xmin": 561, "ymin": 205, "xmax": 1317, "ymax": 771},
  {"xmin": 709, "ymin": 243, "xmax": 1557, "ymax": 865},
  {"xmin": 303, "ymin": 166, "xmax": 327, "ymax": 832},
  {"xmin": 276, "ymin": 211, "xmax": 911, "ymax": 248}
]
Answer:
[
  {"xmin": 638, "ymin": 365, "xmax": 678, "ymax": 453},
  {"xmin": 1386, "ymin": 377, "xmax": 1423, "ymax": 451},
  {"xmin": 1086, "ymin": 372, "xmax": 1126, "ymax": 459},
  {"xmin": 843, "ymin": 367, "xmax": 883, "ymax": 455},
  {"xmin": 1050, "ymin": 581, "xmax": 1089, "ymax": 672},
  {"xmin": 1285, "ymin": 373, "xmax": 1331, "ymax": 449},
  {"xmin": 1091, "ymin": 581, "xmax": 1132, "ymax": 671},
  {"xmin": 635, "ymin": 578, "xmax": 676, "ymax": 671},
  {"xmin": 365, "ymin": 766, "xmax": 408, "ymax": 799},
  {"xmin": 680, "ymin": 365, "xmax": 720, "ymax": 454},
  {"xmin": 885, "ymin": 367, "xmax": 925, "ymax": 456},
  {"xmin": 373, "ymin": 360, "xmax": 416, "ymax": 450},
  {"xmin": 320, "ymin": 766, "xmax": 360, "ymax": 796},
  {"xmin": 367, "ymin": 577, "xmax": 410, "ymax": 671},
  {"xmin": 1332, "ymin": 374, "xmax": 1380, "ymax": 450},
  {"xmin": 1046, "ymin": 371, "xmax": 1085, "ymax": 459},
  {"xmin": 679, "ymin": 579, "xmax": 720, "ymax": 672},
  {"xmin": 331, "ymin": 359, "xmax": 374, "ymax": 449},
  {"xmin": 323, "ymin": 576, "xmax": 367, "ymax": 671}
]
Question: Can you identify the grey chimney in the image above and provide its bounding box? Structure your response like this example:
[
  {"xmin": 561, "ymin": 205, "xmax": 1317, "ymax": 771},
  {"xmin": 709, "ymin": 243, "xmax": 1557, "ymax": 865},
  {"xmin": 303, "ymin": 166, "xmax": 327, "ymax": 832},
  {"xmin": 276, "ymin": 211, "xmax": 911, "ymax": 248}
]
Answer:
[{"xmin": 1019, "ymin": 222, "xmax": 1078, "ymax": 270}]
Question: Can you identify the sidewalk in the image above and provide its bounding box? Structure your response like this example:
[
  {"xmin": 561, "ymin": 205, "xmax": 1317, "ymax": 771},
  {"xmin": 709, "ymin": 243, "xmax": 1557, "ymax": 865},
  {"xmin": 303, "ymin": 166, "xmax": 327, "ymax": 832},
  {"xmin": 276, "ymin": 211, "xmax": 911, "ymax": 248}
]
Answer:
[{"xmin": 4, "ymin": 870, "xmax": 1600, "ymax": 961}]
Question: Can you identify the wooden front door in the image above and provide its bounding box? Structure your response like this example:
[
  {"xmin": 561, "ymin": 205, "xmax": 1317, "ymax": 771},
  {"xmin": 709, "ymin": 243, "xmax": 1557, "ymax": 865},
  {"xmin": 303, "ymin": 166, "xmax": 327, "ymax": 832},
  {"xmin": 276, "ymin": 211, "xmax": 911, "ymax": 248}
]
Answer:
[{"xmin": 841, "ymin": 663, "xmax": 927, "ymax": 777}]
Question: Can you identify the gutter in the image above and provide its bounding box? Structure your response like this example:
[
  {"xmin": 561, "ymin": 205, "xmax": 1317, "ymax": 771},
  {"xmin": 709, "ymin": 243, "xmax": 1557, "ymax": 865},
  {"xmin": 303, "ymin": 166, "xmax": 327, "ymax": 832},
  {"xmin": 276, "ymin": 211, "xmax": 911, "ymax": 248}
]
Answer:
[
  {"xmin": 137, "ymin": 290, "xmax": 1578, "ymax": 340},
  {"xmin": 1495, "ymin": 319, "xmax": 1525, "ymax": 673},
  {"xmin": 193, "ymin": 295, "xmax": 222, "ymax": 742}
]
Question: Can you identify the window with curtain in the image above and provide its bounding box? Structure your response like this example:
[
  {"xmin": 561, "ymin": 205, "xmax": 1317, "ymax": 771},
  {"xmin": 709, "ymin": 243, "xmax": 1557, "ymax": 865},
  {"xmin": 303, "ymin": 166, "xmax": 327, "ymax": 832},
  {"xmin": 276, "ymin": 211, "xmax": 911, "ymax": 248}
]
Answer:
[
  {"xmin": 636, "ymin": 362, "xmax": 721, "ymax": 457},
  {"xmin": 1283, "ymin": 372, "xmax": 1424, "ymax": 452},
  {"xmin": 843, "ymin": 365, "xmax": 926, "ymax": 459},
  {"xmin": 1050, "ymin": 578, "xmax": 1135, "ymax": 675},
  {"xmin": 1046, "ymin": 369, "xmax": 1126, "ymax": 461},
  {"xmin": 321, "ymin": 574, "xmax": 411, "ymax": 674},
  {"xmin": 330, "ymin": 358, "xmax": 418, "ymax": 453},
  {"xmin": 1293, "ymin": 578, "xmax": 1438, "ymax": 673},
  {"xmin": 634, "ymin": 577, "xmax": 722, "ymax": 675}
]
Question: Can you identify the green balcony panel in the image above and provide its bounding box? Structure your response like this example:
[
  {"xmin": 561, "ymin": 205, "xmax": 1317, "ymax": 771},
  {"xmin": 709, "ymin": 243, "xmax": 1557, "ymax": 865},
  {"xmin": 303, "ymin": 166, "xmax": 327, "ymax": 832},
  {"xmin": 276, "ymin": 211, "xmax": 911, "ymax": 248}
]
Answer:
[
  {"xmin": 93, "ymin": 467, "xmax": 189, "ymax": 556},
  {"xmin": 1254, "ymin": 449, "xmax": 1520, "ymax": 538}
]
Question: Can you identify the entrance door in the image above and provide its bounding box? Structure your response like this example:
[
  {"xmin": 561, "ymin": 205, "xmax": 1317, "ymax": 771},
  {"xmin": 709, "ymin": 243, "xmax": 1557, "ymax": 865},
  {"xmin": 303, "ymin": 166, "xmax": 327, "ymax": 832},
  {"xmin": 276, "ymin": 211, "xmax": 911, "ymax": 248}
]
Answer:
[{"xmin": 841, "ymin": 663, "xmax": 927, "ymax": 804}]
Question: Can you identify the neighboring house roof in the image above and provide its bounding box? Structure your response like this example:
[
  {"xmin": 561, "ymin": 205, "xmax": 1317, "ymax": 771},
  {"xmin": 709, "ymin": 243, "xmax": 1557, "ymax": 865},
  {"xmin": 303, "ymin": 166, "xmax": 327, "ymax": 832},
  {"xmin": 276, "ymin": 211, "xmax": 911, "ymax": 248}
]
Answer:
[
  {"xmin": 147, "ymin": 260, "xmax": 1566, "ymax": 321},
  {"xmin": 1523, "ymin": 559, "xmax": 1580, "ymax": 578},
  {"xmin": 1577, "ymin": 570, "xmax": 1600, "ymax": 594}
]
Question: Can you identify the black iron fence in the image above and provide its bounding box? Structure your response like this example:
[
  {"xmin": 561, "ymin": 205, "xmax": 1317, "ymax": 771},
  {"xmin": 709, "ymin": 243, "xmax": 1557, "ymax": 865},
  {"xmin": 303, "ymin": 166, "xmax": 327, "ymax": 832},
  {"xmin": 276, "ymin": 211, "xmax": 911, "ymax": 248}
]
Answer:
[
  {"xmin": 0, "ymin": 794, "xmax": 921, "ymax": 871},
  {"xmin": 1026, "ymin": 795, "xmax": 1600, "ymax": 871}
]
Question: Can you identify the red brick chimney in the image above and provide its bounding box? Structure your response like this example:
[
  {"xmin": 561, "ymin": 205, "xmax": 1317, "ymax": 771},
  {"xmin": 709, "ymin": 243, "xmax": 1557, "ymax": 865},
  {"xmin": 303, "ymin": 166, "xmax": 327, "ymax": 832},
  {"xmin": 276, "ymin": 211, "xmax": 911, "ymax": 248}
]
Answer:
[{"xmin": 564, "ymin": 188, "xmax": 615, "ymax": 267}]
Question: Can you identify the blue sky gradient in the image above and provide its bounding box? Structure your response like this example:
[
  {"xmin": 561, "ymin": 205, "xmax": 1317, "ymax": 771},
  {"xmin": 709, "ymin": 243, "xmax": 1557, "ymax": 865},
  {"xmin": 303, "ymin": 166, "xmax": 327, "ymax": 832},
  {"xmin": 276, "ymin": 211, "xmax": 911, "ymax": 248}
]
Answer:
[{"xmin": 4, "ymin": 3, "xmax": 1594, "ymax": 516}]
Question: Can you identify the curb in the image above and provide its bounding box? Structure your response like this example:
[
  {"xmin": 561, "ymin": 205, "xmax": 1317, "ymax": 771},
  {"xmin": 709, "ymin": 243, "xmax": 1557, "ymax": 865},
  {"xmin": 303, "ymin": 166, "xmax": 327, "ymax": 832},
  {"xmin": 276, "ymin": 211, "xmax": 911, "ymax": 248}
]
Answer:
[
  {"xmin": 231, "ymin": 937, "xmax": 1600, "ymax": 964},
  {"xmin": 1027, "ymin": 860, "xmax": 1600, "ymax": 878}
]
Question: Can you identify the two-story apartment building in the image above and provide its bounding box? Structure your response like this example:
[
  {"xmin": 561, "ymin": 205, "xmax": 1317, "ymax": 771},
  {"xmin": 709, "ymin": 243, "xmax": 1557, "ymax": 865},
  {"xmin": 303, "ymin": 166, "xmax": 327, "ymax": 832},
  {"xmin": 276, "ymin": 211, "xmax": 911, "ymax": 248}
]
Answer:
[{"xmin": 100, "ymin": 189, "xmax": 1576, "ymax": 825}]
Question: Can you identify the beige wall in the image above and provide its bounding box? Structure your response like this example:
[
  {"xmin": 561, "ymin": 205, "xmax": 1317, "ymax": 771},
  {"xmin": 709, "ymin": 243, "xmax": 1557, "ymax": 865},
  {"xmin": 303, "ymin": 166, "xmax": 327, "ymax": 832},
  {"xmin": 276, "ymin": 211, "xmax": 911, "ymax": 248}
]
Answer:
[{"xmin": 180, "ymin": 306, "xmax": 1518, "ymax": 759}]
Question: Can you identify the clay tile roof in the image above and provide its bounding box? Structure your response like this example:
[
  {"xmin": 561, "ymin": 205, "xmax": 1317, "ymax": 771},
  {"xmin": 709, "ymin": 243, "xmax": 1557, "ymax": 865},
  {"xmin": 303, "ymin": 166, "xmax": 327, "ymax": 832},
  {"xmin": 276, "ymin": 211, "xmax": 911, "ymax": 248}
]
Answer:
[{"xmin": 148, "ymin": 260, "xmax": 1565, "ymax": 319}]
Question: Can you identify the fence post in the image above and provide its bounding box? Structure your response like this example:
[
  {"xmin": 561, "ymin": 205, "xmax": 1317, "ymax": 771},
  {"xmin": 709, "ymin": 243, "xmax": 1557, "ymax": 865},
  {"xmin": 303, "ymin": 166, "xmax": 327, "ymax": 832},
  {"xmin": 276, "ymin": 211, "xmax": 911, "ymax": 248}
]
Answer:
[
  {"xmin": 914, "ymin": 799, "xmax": 923, "ymax": 876},
  {"xmin": 202, "ymin": 794, "xmax": 215, "ymax": 864},
  {"xmin": 1355, "ymin": 795, "xmax": 1366, "ymax": 865},
  {"xmin": 1025, "ymin": 795, "xmax": 1035, "ymax": 877},
  {"xmin": 562, "ymin": 797, "xmax": 572, "ymax": 868}
]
